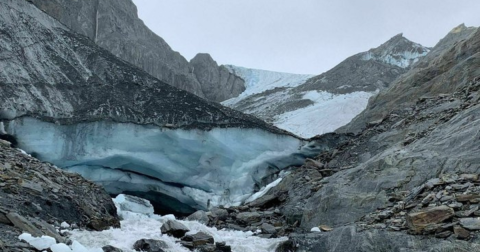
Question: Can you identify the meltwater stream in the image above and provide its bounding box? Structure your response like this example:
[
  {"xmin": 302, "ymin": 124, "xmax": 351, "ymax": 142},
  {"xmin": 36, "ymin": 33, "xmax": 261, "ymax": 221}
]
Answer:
[{"xmin": 69, "ymin": 195, "xmax": 287, "ymax": 252}]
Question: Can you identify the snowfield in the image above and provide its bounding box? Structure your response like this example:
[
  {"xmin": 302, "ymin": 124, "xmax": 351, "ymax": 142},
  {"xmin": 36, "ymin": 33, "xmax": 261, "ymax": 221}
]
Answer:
[{"xmin": 223, "ymin": 65, "xmax": 376, "ymax": 138}]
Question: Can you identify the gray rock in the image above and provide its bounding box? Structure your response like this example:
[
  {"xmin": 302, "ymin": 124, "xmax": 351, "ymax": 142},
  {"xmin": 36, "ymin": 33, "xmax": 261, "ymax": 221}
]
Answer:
[
  {"xmin": 186, "ymin": 210, "xmax": 209, "ymax": 224},
  {"xmin": 236, "ymin": 212, "xmax": 261, "ymax": 225},
  {"xmin": 210, "ymin": 208, "xmax": 229, "ymax": 221},
  {"xmin": 160, "ymin": 220, "xmax": 189, "ymax": 238},
  {"xmin": 459, "ymin": 218, "xmax": 480, "ymax": 230},
  {"xmin": 290, "ymin": 225, "xmax": 478, "ymax": 252},
  {"xmin": 190, "ymin": 53, "xmax": 245, "ymax": 102},
  {"xmin": 133, "ymin": 239, "xmax": 167, "ymax": 252},
  {"xmin": 261, "ymin": 223, "xmax": 277, "ymax": 234}
]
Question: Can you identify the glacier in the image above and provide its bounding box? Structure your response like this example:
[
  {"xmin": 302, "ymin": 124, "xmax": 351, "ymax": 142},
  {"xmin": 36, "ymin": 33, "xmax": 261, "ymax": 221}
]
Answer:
[
  {"xmin": 223, "ymin": 66, "xmax": 376, "ymax": 138},
  {"xmin": 5, "ymin": 117, "xmax": 321, "ymax": 213}
]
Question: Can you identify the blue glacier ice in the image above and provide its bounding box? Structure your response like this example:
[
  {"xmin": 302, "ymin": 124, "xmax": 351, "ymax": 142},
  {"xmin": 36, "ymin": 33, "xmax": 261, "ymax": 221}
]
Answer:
[{"xmin": 6, "ymin": 117, "xmax": 320, "ymax": 213}]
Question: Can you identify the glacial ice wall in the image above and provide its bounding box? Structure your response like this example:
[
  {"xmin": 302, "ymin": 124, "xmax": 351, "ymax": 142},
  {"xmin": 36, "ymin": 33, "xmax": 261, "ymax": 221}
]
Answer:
[{"xmin": 6, "ymin": 118, "xmax": 318, "ymax": 212}]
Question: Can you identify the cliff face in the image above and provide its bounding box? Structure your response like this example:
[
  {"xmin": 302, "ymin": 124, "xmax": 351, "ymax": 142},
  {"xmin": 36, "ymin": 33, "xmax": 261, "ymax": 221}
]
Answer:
[{"xmin": 29, "ymin": 0, "xmax": 245, "ymax": 101}]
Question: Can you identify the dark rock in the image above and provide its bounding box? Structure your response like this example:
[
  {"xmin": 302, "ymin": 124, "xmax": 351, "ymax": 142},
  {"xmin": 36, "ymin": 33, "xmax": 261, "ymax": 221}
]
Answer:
[
  {"xmin": 248, "ymin": 194, "xmax": 280, "ymax": 209},
  {"xmin": 181, "ymin": 232, "xmax": 214, "ymax": 247},
  {"xmin": 160, "ymin": 220, "xmax": 189, "ymax": 238},
  {"xmin": 102, "ymin": 245, "xmax": 123, "ymax": 252},
  {"xmin": 133, "ymin": 239, "xmax": 167, "ymax": 252},
  {"xmin": 275, "ymin": 240, "xmax": 296, "ymax": 252},
  {"xmin": 215, "ymin": 242, "xmax": 232, "ymax": 252}
]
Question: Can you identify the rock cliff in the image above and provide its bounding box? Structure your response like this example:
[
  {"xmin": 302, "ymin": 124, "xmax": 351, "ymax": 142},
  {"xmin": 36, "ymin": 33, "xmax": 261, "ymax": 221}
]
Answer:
[{"xmin": 29, "ymin": 0, "xmax": 245, "ymax": 101}]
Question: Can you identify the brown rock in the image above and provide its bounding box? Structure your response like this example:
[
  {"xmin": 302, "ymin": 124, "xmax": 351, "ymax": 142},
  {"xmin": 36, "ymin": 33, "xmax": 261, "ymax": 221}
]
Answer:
[
  {"xmin": 406, "ymin": 206, "xmax": 454, "ymax": 233},
  {"xmin": 456, "ymin": 194, "xmax": 480, "ymax": 203},
  {"xmin": 460, "ymin": 174, "xmax": 479, "ymax": 181},
  {"xmin": 319, "ymin": 225, "xmax": 333, "ymax": 231},
  {"xmin": 454, "ymin": 226, "xmax": 470, "ymax": 240}
]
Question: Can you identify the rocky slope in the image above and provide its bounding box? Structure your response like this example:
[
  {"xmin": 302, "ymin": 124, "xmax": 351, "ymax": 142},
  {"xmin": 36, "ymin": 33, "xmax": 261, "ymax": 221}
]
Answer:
[
  {"xmin": 340, "ymin": 24, "xmax": 478, "ymax": 133},
  {"xmin": 29, "ymin": 0, "xmax": 245, "ymax": 101},
  {"xmin": 224, "ymin": 25, "xmax": 480, "ymax": 251},
  {"xmin": 0, "ymin": 137, "xmax": 119, "ymax": 251},
  {"xmin": 0, "ymin": 0, "xmax": 323, "ymax": 216},
  {"xmin": 222, "ymin": 35, "xmax": 429, "ymax": 138}
]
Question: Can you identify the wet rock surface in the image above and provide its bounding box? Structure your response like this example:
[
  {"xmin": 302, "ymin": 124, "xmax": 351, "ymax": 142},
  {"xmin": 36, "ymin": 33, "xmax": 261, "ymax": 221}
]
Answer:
[{"xmin": 0, "ymin": 139, "xmax": 119, "ymax": 251}]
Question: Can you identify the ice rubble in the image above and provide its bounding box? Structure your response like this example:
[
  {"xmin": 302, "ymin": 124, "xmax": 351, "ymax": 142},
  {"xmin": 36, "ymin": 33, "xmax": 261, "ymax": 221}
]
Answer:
[{"xmin": 6, "ymin": 117, "xmax": 320, "ymax": 210}]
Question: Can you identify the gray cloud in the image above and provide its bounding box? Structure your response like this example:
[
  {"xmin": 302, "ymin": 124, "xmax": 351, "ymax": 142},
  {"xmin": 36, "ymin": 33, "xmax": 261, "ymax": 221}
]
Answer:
[{"xmin": 132, "ymin": 0, "xmax": 480, "ymax": 74}]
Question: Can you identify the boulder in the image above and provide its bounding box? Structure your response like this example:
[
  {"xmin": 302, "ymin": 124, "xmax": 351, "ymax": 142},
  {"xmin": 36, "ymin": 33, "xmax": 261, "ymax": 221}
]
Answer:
[
  {"xmin": 160, "ymin": 220, "xmax": 189, "ymax": 238},
  {"xmin": 236, "ymin": 212, "xmax": 262, "ymax": 225},
  {"xmin": 102, "ymin": 245, "xmax": 123, "ymax": 252},
  {"xmin": 261, "ymin": 223, "xmax": 277, "ymax": 234},
  {"xmin": 453, "ymin": 226, "xmax": 470, "ymax": 240},
  {"xmin": 186, "ymin": 210, "xmax": 209, "ymax": 224},
  {"xmin": 459, "ymin": 218, "xmax": 480, "ymax": 230},
  {"xmin": 406, "ymin": 206, "xmax": 454, "ymax": 233},
  {"xmin": 210, "ymin": 208, "xmax": 229, "ymax": 221},
  {"xmin": 181, "ymin": 232, "xmax": 214, "ymax": 247},
  {"xmin": 215, "ymin": 242, "xmax": 232, "ymax": 252},
  {"xmin": 133, "ymin": 239, "xmax": 167, "ymax": 252}
]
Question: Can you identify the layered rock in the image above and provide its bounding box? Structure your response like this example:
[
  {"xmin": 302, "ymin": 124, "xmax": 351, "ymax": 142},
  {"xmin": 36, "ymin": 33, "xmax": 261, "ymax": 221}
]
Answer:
[{"xmin": 29, "ymin": 0, "xmax": 245, "ymax": 101}]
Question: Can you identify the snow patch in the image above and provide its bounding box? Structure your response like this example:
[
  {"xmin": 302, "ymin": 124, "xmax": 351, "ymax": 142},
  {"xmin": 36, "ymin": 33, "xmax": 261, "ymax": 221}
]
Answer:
[{"xmin": 245, "ymin": 177, "xmax": 283, "ymax": 203}]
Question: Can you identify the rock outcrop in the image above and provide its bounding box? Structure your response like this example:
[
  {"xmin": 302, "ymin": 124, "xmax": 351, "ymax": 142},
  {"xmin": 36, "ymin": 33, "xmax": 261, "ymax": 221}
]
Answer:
[
  {"xmin": 296, "ymin": 34, "xmax": 430, "ymax": 94},
  {"xmin": 190, "ymin": 53, "xmax": 245, "ymax": 102},
  {"xmin": 29, "ymin": 0, "xmax": 245, "ymax": 101},
  {"xmin": 0, "ymin": 138, "xmax": 119, "ymax": 251}
]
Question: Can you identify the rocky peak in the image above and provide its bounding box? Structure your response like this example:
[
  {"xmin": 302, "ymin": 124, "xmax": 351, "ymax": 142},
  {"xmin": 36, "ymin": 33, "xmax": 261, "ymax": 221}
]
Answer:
[
  {"xmin": 190, "ymin": 53, "xmax": 246, "ymax": 102},
  {"xmin": 360, "ymin": 33, "xmax": 430, "ymax": 68}
]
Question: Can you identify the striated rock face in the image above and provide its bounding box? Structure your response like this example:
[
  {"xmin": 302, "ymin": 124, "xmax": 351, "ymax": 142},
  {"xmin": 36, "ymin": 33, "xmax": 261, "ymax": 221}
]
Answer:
[
  {"xmin": 190, "ymin": 53, "xmax": 245, "ymax": 102},
  {"xmin": 29, "ymin": 0, "xmax": 245, "ymax": 101}
]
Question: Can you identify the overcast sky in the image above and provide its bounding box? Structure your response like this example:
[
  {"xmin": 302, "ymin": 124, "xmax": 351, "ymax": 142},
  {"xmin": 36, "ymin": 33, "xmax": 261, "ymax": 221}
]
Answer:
[{"xmin": 132, "ymin": 0, "xmax": 480, "ymax": 74}]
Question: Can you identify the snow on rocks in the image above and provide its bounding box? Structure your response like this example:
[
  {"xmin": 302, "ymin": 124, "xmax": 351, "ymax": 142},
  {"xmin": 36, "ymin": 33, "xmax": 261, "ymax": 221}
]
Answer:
[{"xmin": 66, "ymin": 194, "xmax": 287, "ymax": 252}]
